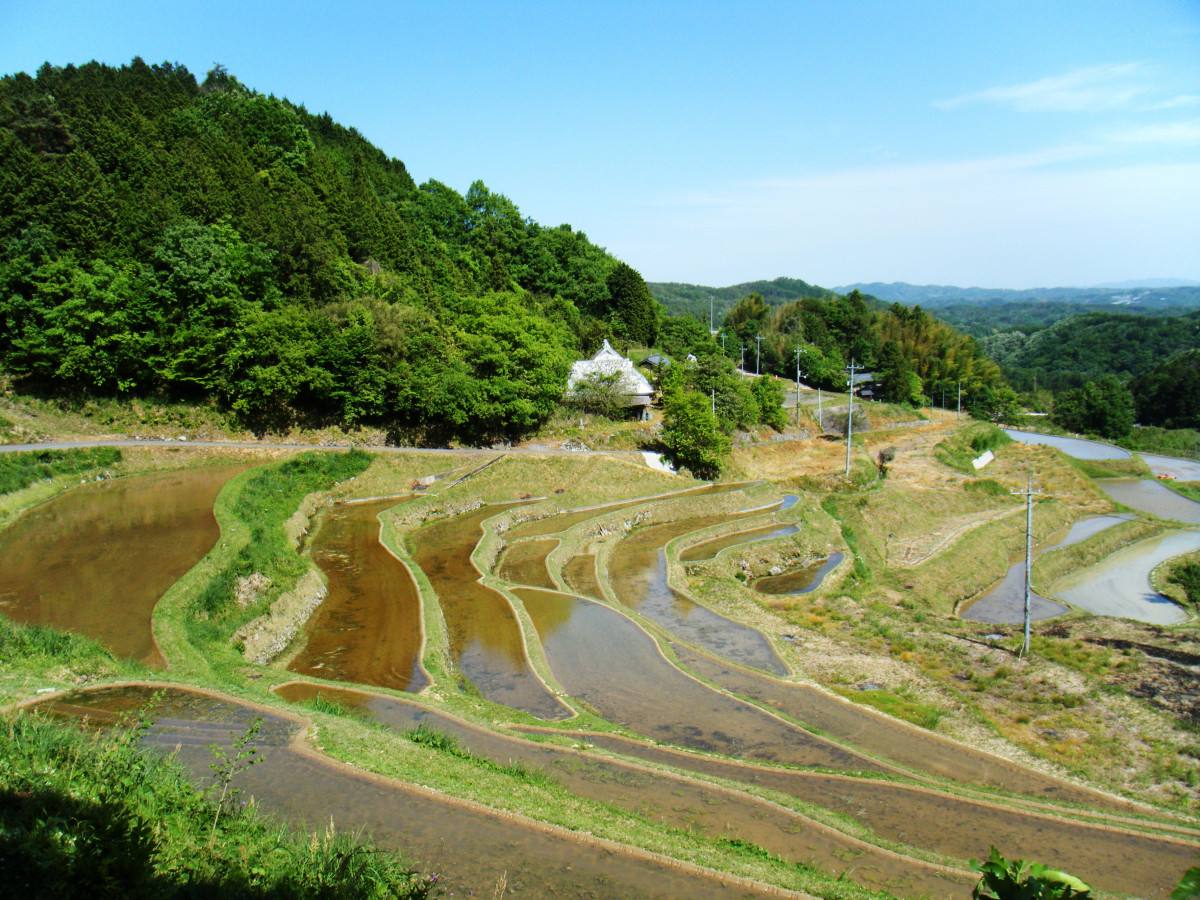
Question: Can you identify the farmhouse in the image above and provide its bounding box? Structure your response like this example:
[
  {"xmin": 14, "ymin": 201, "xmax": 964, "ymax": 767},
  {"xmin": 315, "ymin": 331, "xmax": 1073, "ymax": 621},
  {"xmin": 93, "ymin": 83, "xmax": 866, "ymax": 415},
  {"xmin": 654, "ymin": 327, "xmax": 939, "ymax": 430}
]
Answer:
[{"xmin": 566, "ymin": 340, "xmax": 654, "ymax": 419}]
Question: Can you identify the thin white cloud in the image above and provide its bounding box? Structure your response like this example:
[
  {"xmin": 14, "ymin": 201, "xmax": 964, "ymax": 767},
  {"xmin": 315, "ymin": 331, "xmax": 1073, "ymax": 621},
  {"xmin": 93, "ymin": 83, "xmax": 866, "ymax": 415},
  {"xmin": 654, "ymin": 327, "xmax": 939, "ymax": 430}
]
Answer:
[
  {"xmin": 935, "ymin": 63, "xmax": 1145, "ymax": 112},
  {"xmin": 1147, "ymin": 94, "xmax": 1200, "ymax": 111},
  {"xmin": 1104, "ymin": 118, "xmax": 1200, "ymax": 146}
]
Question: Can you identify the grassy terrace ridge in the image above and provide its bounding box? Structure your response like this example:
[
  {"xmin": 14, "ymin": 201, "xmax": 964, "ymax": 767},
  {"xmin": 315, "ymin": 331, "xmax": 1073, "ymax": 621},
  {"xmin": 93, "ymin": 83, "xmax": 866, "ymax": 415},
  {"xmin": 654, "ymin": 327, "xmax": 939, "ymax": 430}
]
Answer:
[{"xmin": 2, "ymin": 412, "xmax": 1200, "ymax": 898}]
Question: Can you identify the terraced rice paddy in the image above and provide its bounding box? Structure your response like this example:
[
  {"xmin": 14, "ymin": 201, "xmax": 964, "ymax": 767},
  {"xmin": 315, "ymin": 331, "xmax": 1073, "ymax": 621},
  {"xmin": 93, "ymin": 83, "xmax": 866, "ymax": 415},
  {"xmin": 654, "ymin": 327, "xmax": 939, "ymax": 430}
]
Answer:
[{"xmin": 7, "ymin": 456, "xmax": 1199, "ymax": 899}]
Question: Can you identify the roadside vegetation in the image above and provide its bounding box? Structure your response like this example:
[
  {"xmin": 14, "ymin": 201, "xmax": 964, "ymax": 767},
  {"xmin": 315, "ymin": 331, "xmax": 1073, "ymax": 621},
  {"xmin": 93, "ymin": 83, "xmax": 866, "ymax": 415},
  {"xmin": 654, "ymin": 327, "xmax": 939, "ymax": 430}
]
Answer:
[{"xmin": 0, "ymin": 445, "xmax": 121, "ymax": 496}]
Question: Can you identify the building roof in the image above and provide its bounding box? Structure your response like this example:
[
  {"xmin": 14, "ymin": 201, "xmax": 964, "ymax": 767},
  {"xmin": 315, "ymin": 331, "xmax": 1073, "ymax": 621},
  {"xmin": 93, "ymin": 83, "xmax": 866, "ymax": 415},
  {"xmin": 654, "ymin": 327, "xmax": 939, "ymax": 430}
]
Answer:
[{"xmin": 566, "ymin": 340, "xmax": 654, "ymax": 402}]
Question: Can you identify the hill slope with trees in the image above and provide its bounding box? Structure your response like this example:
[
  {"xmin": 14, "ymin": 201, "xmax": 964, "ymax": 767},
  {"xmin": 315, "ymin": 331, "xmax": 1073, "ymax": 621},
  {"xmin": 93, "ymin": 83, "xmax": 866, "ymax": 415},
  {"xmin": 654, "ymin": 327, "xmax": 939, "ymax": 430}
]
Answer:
[{"xmin": 0, "ymin": 59, "xmax": 659, "ymax": 441}]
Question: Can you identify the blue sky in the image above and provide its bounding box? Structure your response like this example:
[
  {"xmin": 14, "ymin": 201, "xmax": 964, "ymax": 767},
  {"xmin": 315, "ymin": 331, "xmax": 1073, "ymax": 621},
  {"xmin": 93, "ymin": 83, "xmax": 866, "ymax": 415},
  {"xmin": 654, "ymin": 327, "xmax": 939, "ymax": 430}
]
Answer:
[{"xmin": 3, "ymin": 0, "xmax": 1198, "ymax": 289}]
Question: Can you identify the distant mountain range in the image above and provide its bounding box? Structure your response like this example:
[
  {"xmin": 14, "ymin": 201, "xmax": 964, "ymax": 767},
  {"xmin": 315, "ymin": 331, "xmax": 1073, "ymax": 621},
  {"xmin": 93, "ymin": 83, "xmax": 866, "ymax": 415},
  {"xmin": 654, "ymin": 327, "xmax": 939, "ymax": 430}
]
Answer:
[{"xmin": 835, "ymin": 281, "xmax": 1200, "ymax": 309}]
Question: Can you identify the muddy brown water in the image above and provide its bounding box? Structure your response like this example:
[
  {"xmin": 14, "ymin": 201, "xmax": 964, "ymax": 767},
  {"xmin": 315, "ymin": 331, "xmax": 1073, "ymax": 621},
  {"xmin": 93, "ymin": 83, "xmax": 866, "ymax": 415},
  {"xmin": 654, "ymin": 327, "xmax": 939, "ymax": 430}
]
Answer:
[
  {"xmin": 31, "ymin": 686, "xmax": 783, "ymax": 900},
  {"xmin": 0, "ymin": 464, "xmax": 247, "ymax": 665},
  {"xmin": 288, "ymin": 498, "xmax": 429, "ymax": 692},
  {"xmin": 275, "ymin": 681, "xmax": 976, "ymax": 899},
  {"xmin": 543, "ymin": 730, "xmax": 1196, "ymax": 900},
  {"xmin": 518, "ymin": 587, "xmax": 890, "ymax": 773},
  {"xmin": 562, "ymin": 553, "xmax": 602, "ymax": 597},
  {"xmin": 679, "ymin": 524, "xmax": 800, "ymax": 562},
  {"xmin": 496, "ymin": 538, "xmax": 559, "ymax": 589},
  {"xmin": 408, "ymin": 503, "xmax": 571, "ymax": 720},
  {"xmin": 672, "ymin": 645, "xmax": 1123, "ymax": 809},
  {"xmin": 608, "ymin": 516, "xmax": 789, "ymax": 675},
  {"xmin": 753, "ymin": 552, "xmax": 845, "ymax": 595}
]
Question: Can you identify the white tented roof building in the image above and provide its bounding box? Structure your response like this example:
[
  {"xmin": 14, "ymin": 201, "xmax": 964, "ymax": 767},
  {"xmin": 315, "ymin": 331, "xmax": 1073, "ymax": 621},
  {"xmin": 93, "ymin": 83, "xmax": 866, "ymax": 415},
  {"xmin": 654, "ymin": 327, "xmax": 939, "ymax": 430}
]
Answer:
[{"xmin": 566, "ymin": 340, "xmax": 654, "ymax": 414}]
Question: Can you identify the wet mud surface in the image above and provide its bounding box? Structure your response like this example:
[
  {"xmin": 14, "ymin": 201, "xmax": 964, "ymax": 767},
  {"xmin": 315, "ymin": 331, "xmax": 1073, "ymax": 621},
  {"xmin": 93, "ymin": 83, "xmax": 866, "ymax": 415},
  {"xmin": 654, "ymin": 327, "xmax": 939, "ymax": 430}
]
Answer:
[
  {"xmin": 608, "ymin": 516, "xmax": 788, "ymax": 674},
  {"xmin": 32, "ymin": 685, "xmax": 779, "ymax": 900},
  {"xmin": 408, "ymin": 503, "xmax": 570, "ymax": 720},
  {"xmin": 0, "ymin": 464, "xmax": 247, "ymax": 665},
  {"xmin": 673, "ymin": 645, "xmax": 1122, "ymax": 808},
  {"xmin": 274, "ymin": 681, "xmax": 975, "ymax": 899},
  {"xmin": 288, "ymin": 497, "xmax": 429, "ymax": 691},
  {"xmin": 496, "ymin": 538, "xmax": 559, "ymax": 589},
  {"xmin": 543, "ymin": 730, "xmax": 1195, "ymax": 900},
  {"xmin": 518, "ymin": 587, "xmax": 888, "ymax": 773}
]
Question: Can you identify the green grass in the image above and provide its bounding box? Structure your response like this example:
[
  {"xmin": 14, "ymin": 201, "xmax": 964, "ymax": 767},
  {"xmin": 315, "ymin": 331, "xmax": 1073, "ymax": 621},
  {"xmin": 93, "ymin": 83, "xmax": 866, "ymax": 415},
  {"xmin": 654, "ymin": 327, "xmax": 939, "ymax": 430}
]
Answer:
[
  {"xmin": 188, "ymin": 450, "xmax": 372, "ymax": 641},
  {"xmin": 0, "ymin": 447, "xmax": 123, "ymax": 496},
  {"xmin": 0, "ymin": 615, "xmax": 138, "ymax": 685},
  {"xmin": 0, "ymin": 712, "xmax": 433, "ymax": 899},
  {"xmin": 933, "ymin": 423, "xmax": 1012, "ymax": 474},
  {"xmin": 832, "ymin": 686, "xmax": 945, "ymax": 731}
]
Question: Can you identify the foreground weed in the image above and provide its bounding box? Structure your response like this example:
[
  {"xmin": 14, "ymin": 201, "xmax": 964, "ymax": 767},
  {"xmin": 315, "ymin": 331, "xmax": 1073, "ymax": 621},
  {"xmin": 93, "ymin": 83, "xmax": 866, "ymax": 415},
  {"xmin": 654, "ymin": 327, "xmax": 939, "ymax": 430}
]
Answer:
[{"xmin": 207, "ymin": 718, "xmax": 262, "ymax": 845}]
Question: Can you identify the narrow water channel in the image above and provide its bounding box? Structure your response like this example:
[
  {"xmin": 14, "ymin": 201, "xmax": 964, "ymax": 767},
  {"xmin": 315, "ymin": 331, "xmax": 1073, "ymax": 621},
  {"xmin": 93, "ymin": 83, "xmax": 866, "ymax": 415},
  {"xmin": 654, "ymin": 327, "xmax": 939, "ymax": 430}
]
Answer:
[
  {"xmin": 608, "ymin": 515, "xmax": 789, "ymax": 675},
  {"xmin": 0, "ymin": 463, "xmax": 248, "ymax": 665},
  {"xmin": 32, "ymin": 685, "xmax": 782, "ymax": 900},
  {"xmin": 288, "ymin": 497, "xmax": 429, "ymax": 692},
  {"xmin": 408, "ymin": 503, "xmax": 571, "ymax": 720}
]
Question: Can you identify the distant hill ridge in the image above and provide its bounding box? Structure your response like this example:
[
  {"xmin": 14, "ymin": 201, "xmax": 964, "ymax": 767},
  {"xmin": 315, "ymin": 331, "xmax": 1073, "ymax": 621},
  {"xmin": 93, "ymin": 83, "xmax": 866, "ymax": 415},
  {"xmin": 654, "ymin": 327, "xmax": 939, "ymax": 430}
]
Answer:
[{"xmin": 835, "ymin": 281, "xmax": 1200, "ymax": 309}]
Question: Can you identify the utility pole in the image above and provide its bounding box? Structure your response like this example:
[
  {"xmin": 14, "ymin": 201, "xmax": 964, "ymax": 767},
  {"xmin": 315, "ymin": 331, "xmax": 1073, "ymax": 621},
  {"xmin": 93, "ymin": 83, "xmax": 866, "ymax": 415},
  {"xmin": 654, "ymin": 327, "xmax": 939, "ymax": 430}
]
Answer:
[
  {"xmin": 957, "ymin": 381, "xmax": 962, "ymax": 421},
  {"xmin": 817, "ymin": 386, "xmax": 823, "ymax": 432},
  {"xmin": 794, "ymin": 346, "xmax": 802, "ymax": 425},
  {"xmin": 755, "ymin": 333, "xmax": 762, "ymax": 376},
  {"xmin": 845, "ymin": 358, "xmax": 860, "ymax": 477},
  {"xmin": 739, "ymin": 345, "xmax": 746, "ymax": 374},
  {"xmin": 720, "ymin": 332, "xmax": 726, "ymax": 354},
  {"xmin": 1012, "ymin": 472, "xmax": 1043, "ymax": 658},
  {"xmin": 711, "ymin": 387, "xmax": 716, "ymax": 417}
]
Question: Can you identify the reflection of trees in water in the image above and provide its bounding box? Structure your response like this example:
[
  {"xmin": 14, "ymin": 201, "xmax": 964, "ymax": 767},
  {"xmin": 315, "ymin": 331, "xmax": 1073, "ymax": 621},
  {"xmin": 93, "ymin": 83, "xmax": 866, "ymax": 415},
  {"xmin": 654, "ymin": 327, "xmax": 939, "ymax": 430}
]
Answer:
[
  {"xmin": 0, "ymin": 465, "xmax": 244, "ymax": 664},
  {"xmin": 409, "ymin": 503, "xmax": 566, "ymax": 719},
  {"xmin": 294, "ymin": 498, "xmax": 427, "ymax": 692}
]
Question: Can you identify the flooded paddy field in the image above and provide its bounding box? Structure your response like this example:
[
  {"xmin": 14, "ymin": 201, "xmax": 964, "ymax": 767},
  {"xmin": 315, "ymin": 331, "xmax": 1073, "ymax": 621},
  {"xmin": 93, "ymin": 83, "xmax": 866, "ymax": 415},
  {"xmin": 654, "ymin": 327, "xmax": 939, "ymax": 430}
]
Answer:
[
  {"xmin": 274, "ymin": 681, "xmax": 976, "ymax": 899},
  {"xmin": 6, "ymin": 448, "xmax": 1199, "ymax": 899},
  {"xmin": 753, "ymin": 552, "xmax": 844, "ymax": 595},
  {"xmin": 0, "ymin": 463, "xmax": 247, "ymax": 665},
  {"xmin": 30, "ymin": 685, "xmax": 789, "ymax": 900},
  {"xmin": 408, "ymin": 502, "xmax": 571, "ymax": 721},
  {"xmin": 607, "ymin": 514, "xmax": 789, "ymax": 675},
  {"xmin": 670, "ymin": 645, "xmax": 1122, "ymax": 807},
  {"xmin": 680, "ymin": 523, "xmax": 800, "ymax": 562},
  {"xmin": 528, "ymin": 729, "xmax": 1196, "ymax": 899},
  {"xmin": 288, "ymin": 497, "xmax": 429, "ymax": 691}
]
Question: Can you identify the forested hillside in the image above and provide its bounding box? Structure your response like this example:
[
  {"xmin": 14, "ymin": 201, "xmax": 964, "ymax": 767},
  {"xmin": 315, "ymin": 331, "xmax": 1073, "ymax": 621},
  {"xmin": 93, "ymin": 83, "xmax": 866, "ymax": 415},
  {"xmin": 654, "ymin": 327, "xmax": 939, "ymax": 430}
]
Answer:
[
  {"xmin": 648, "ymin": 277, "xmax": 838, "ymax": 324},
  {"xmin": 980, "ymin": 310, "xmax": 1200, "ymax": 393},
  {"xmin": 653, "ymin": 281, "xmax": 1012, "ymax": 417},
  {"xmin": 0, "ymin": 59, "xmax": 657, "ymax": 441}
]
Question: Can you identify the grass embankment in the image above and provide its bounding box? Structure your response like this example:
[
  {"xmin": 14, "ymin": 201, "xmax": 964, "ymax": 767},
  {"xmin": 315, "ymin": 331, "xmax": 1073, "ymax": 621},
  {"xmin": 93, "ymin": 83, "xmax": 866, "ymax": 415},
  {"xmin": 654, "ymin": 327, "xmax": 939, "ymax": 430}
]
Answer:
[
  {"xmin": 0, "ymin": 709, "xmax": 432, "ymax": 898},
  {"xmin": 154, "ymin": 450, "xmax": 374, "ymax": 679}
]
